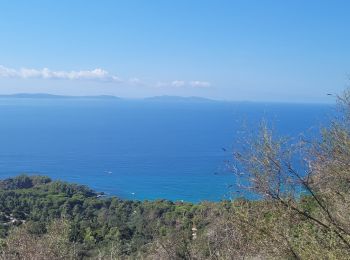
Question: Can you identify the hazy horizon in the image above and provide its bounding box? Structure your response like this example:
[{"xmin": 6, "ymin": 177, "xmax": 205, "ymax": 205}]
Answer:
[{"xmin": 0, "ymin": 92, "xmax": 338, "ymax": 104}]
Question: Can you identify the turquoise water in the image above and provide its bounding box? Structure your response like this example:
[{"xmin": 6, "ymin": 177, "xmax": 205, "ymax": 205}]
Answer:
[{"xmin": 0, "ymin": 98, "xmax": 333, "ymax": 202}]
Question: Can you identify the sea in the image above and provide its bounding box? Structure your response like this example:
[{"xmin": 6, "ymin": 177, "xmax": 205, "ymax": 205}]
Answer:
[{"xmin": 0, "ymin": 97, "xmax": 334, "ymax": 202}]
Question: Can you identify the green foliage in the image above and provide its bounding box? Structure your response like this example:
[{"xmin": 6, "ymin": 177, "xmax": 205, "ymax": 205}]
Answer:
[
  {"xmin": 0, "ymin": 173, "xmax": 349, "ymax": 259},
  {"xmin": 0, "ymin": 174, "xmax": 50, "ymax": 190},
  {"xmin": 0, "ymin": 175, "xmax": 202, "ymax": 258}
]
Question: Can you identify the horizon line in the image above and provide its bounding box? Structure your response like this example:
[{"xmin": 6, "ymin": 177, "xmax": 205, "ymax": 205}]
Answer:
[{"xmin": 0, "ymin": 92, "xmax": 335, "ymax": 105}]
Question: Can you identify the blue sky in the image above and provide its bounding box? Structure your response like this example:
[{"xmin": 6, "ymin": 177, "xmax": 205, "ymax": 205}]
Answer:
[{"xmin": 0, "ymin": 0, "xmax": 349, "ymax": 102}]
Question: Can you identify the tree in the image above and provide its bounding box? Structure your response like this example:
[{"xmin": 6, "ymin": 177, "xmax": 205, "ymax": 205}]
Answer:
[
  {"xmin": 0, "ymin": 219, "xmax": 78, "ymax": 260},
  {"xmin": 230, "ymin": 89, "xmax": 350, "ymax": 258}
]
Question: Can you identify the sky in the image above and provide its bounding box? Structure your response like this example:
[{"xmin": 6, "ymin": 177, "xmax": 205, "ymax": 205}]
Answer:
[{"xmin": 0, "ymin": 0, "xmax": 350, "ymax": 103}]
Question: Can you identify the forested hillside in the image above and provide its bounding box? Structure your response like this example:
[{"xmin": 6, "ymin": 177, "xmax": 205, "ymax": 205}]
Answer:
[{"xmin": 0, "ymin": 171, "xmax": 348, "ymax": 260}]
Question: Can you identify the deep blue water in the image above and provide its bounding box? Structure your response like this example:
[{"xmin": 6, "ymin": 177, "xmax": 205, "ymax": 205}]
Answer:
[{"xmin": 0, "ymin": 98, "xmax": 333, "ymax": 202}]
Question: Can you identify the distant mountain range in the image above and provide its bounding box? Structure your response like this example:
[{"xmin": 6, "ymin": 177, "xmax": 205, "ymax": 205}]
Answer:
[
  {"xmin": 143, "ymin": 95, "xmax": 216, "ymax": 103},
  {"xmin": 0, "ymin": 93, "xmax": 121, "ymax": 100},
  {"xmin": 0, "ymin": 93, "xmax": 218, "ymax": 103}
]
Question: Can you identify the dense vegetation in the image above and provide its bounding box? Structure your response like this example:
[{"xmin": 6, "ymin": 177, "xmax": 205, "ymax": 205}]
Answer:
[
  {"xmin": 1, "ymin": 90, "xmax": 350, "ymax": 259},
  {"xmin": 0, "ymin": 174, "xmax": 239, "ymax": 259}
]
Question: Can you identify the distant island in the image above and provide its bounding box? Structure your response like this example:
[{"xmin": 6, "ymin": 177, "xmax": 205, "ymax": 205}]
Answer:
[
  {"xmin": 143, "ymin": 95, "xmax": 216, "ymax": 103},
  {"xmin": 0, "ymin": 93, "xmax": 219, "ymax": 103},
  {"xmin": 0, "ymin": 93, "xmax": 121, "ymax": 100}
]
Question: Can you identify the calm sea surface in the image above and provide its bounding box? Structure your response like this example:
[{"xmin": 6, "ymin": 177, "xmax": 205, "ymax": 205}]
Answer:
[{"xmin": 0, "ymin": 98, "xmax": 333, "ymax": 202}]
